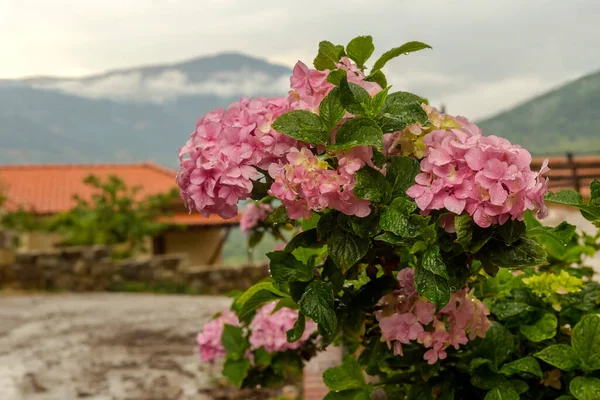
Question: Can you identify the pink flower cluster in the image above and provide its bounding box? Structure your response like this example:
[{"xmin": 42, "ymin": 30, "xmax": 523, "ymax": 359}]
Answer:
[
  {"xmin": 268, "ymin": 147, "xmax": 371, "ymax": 219},
  {"xmin": 240, "ymin": 202, "xmax": 273, "ymax": 234},
  {"xmin": 406, "ymin": 109, "xmax": 549, "ymax": 228},
  {"xmin": 177, "ymin": 97, "xmax": 297, "ymax": 219},
  {"xmin": 196, "ymin": 303, "xmax": 316, "ymax": 363},
  {"xmin": 376, "ymin": 268, "xmax": 491, "ymax": 364},
  {"xmin": 249, "ymin": 302, "xmax": 316, "ymax": 352},
  {"xmin": 287, "ymin": 57, "xmax": 381, "ymax": 113},
  {"xmin": 197, "ymin": 310, "xmax": 240, "ymax": 363}
]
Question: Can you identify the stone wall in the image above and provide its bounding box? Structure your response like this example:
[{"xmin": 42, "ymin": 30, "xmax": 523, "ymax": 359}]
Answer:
[{"xmin": 0, "ymin": 245, "xmax": 268, "ymax": 294}]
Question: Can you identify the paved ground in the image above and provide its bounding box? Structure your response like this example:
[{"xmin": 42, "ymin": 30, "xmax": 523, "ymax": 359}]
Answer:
[{"xmin": 0, "ymin": 293, "xmax": 231, "ymax": 400}]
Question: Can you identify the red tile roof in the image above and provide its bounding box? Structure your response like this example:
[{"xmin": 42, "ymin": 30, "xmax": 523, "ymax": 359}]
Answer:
[{"xmin": 0, "ymin": 162, "xmax": 240, "ymax": 227}]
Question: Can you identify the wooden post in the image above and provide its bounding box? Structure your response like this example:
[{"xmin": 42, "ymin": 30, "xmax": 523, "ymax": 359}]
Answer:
[{"xmin": 566, "ymin": 152, "xmax": 580, "ymax": 193}]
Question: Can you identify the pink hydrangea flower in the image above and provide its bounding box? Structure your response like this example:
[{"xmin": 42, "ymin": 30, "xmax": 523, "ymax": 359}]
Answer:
[
  {"xmin": 177, "ymin": 97, "xmax": 298, "ymax": 219},
  {"xmin": 268, "ymin": 147, "xmax": 371, "ymax": 219},
  {"xmin": 376, "ymin": 268, "xmax": 491, "ymax": 364},
  {"xmin": 406, "ymin": 107, "xmax": 549, "ymax": 228},
  {"xmin": 249, "ymin": 302, "xmax": 317, "ymax": 352},
  {"xmin": 240, "ymin": 202, "xmax": 273, "ymax": 234},
  {"xmin": 196, "ymin": 310, "xmax": 240, "ymax": 363}
]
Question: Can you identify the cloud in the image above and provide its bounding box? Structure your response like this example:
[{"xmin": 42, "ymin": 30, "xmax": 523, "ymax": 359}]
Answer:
[{"xmin": 31, "ymin": 69, "xmax": 290, "ymax": 102}]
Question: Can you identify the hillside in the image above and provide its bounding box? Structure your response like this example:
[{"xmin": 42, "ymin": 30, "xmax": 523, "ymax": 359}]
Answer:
[
  {"xmin": 477, "ymin": 70, "xmax": 600, "ymax": 155},
  {"xmin": 0, "ymin": 53, "xmax": 291, "ymax": 167}
]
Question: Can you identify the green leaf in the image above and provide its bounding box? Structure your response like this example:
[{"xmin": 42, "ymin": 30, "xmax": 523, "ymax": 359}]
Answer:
[
  {"xmin": 265, "ymin": 205, "xmax": 290, "ymax": 224},
  {"xmin": 369, "ymin": 86, "xmax": 390, "ymax": 116},
  {"xmin": 324, "ymin": 388, "xmax": 372, "ymax": 400},
  {"xmin": 353, "ymin": 166, "xmax": 391, "ymax": 203},
  {"xmin": 331, "ymin": 117, "xmax": 383, "ymax": 151},
  {"xmin": 346, "ymin": 35, "xmax": 374, "ymax": 69},
  {"xmin": 572, "ymin": 314, "xmax": 600, "ymax": 371},
  {"xmin": 380, "ymin": 198, "xmax": 429, "ymax": 238},
  {"xmin": 545, "ymin": 189, "xmax": 584, "ymax": 206},
  {"xmin": 222, "ymin": 358, "xmax": 251, "ymax": 387},
  {"xmin": 520, "ymin": 313, "xmax": 557, "ymax": 342},
  {"xmin": 221, "ymin": 324, "xmax": 248, "ymax": 360},
  {"xmin": 497, "ymin": 220, "xmax": 526, "ymax": 245},
  {"xmin": 527, "ymin": 221, "xmax": 576, "ymax": 247},
  {"xmin": 491, "ymin": 300, "xmax": 536, "ymax": 320},
  {"xmin": 383, "ymin": 91, "xmax": 428, "ymax": 113},
  {"xmin": 320, "ymin": 87, "xmax": 346, "ymax": 130},
  {"xmin": 323, "ymin": 356, "xmax": 365, "ymax": 391},
  {"xmin": 286, "ymin": 313, "xmax": 306, "ymax": 343},
  {"xmin": 327, "ymin": 69, "xmax": 347, "ymax": 86},
  {"xmin": 322, "ymin": 258, "xmax": 344, "ymax": 294},
  {"xmin": 590, "ymin": 179, "xmax": 600, "ymax": 205},
  {"xmin": 238, "ymin": 289, "xmax": 282, "ymax": 323},
  {"xmin": 254, "ymin": 347, "xmax": 273, "ymax": 367},
  {"xmin": 298, "ymin": 280, "xmax": 337, "ymax": 337},
  {"xmin": 480, "ymin": 322, "xmax": 514, "ymax": 369},
  {"xmin": 414, "ymin": 264, "xmax": 450, "ymax": 309},
  {"xmin": 349, "ymin": 213, "xmax": 381, "ymax": 238},
  {"xmin": 248, "ymin": 230, "xmax": 264, "ymax": 247},
  {"xmin": 314, "ymin": 41, "xmax": 345, "ymax": 71},
  {"xmin": 267, "ymin": 251, "xmax": 313, "ymax": 289},
  {"xmin": 327, "ymin": 229, "xmax": 371, "ymax": 273},
  {"xmin": 272, "ymin": 110, "xmax": 328, "ymax": 145},
  {"xmin": 378, "ymin": 102, "xmax": 429, "ymax": 134},
  {"xmin": 570, "ymin": 376, "xmax": 600, "ymax": 400},
  {"xmin": 481, "ymin": 237, "xmax": 547, "ymax": 269},
  {"xmin": 372, "ymin": 41, "xmax": 433, "ymax": 70},
  {"xmin": 339, "ymin": 77, "xmax": 372, "ymax": 116},
  {"xmin": 499, "ymin": 356, "xmax": 543, "ymax": 378},
  {"xmin": 534, "ymin": 344, "xmax": 580, "ymax": 370},
  {"xmin": 470, "ymin": 226, "xmax": 494, "ymax": 253},
  {"xmin": 386, "ymin": 156, "xmax": 420, "ymax": 199},
  {"xmin": 285, "ymin": 228, "xmax": 319, "ymax": 252},
  {"xmin": 509, "ymin": 380, "xmax": 528, "ymax": 394},
  {"xmin": 455, "ymin": 214, "xmax": 473, "ymax": 251},
  {"xmin": 484, "ymin": 386, "xmax": 520, "ymax": 400},
  {"xmin": 421, "ymin": 246, "xmax": 449, "ymax": 280},
  {"xmin": 364, "ymin": 69, "xmax": 387, "ymax": 89},
  {"xmin": 232, "ymin": 281, "xmax": 286, "ymax": 313},
  {"xmin": 471, "ymin": 357, "xmax": 493, "ymax": 371}
]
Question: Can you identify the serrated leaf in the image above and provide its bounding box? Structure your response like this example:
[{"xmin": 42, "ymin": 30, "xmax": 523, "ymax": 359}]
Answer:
[
  {"xmin": 265, "ymin": 205, "xmax": 290, "ymax": 224},
  {"xmin": 491, "ymin": 300, "xmax": 536, "ymax": 320},
  {"xmin": 222, "ymin": 358, "xmax": 251, "ymax": 387},
  {"xmin": 378, "ymin": 102, "xmax": 429, "ymax": 134},
  {"xmin": 314, "ymin": 41, "xmax": 345, "ymax": 71},
  {"xmin": 355, "ymin": 275, "xmax": 398, "ymax": 309},
  {"xmin": 330, "ymin": 117, "xmax": 383, "ymax": 151},
  {"xmin": 339, "ymin": 77, "xmax": 372, "ymax": 116},
  {"xmin": 421, "ymin": 246, "xmax": 449, "ymax": 280},
  {"xmin": 286, "ymin": 313, "xmax": 306, "ymax": 343},
  {"xmin": 535, "ymin": 344, "xmax": 580, "ymax": 370},
  {"xmin": 386, "ymin": 156, "xmax": 420, "ymax": 199},
  {"xmin": 298, "ymin": 280, "xmax": 337, "ymax": 337},
  {"xmin": 267, "ymin": 251, "xmax": 314, "ymax": 289},
  {"xmin": 369, "ymin": 86, "xmax": 390, "ymax": 116},
  {"xmin": 383, "ymin": 91, "xmax": 428, "ymax": 113},
  {"xmin": 272, "ymin": 110, "xmax": 328, "ymax": 144},
  {"xmin": 455, "ymin": 214, "xmax": 473, "ymax": 250},
  {"xmin": 238, "ymin": 289, "xmax": 282, "ymax": 323},
  {"xmin": 346, "ymin": 35, "xmax": 374, "ymax": 69},
  {"xmin": 320, "ymin": 87, "xmax": 346, "ymax": 130},
  {"xmin": 572, "ymin": 314, "xmax": 600, "ymax": 371},
  {"xmin": 327, "ymin": 69, "xmax": 347, "ymax": 86},
  {"xmin": 327, "ymin": 229, "xmax": 371, "ymax": 273},
  {"xmin": 372, "ymin": 41, "xmax": 433, "ymax": 70},
  {"xmin": 520, "ymin": 313, "xmax": 557, "ymax": 342},
  {"xmin": 353, "ymin": 165, "xmax": 391, "ymax": 203},
  {"xmin": 499, "ymin": 356, "xmax": 543, "ymax": 378},
  {"xmin": 570, "ymin": 376, "xmax": 600, "ymax": 400},
  {"xmin": 481, "ymin": 237, "xmax": 547, "ymax": 269},
  {"xmin": 324, "ymin": 388, "xmax": 372, "ymax": 400},
  {"xmin": 232, "ymin": 281, "xmax": 286, "ymax": 313},
  {"xmin": 323, "ymin": 356, "xmax": 366, "ymax": 391},
  {"xmin": 380, "ymin": 198, "xmax": 429, "ymax": 238},
  {"xmin": 414, "ymin": 264, "xmax": 450, "ymax": 309},
  {"xmin": 544, "ymin": 189, "xmax": 584, "ymax": 206}
]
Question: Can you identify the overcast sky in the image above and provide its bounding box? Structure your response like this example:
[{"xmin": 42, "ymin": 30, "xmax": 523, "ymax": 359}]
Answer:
[{"xmin": 1, "ymin": 0, "xmax": 599, "ymax": 119}]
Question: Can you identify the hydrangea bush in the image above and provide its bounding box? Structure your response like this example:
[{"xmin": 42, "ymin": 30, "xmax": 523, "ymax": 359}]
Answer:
[{"xmin": 180, "ymin": 36, "xmax": 600, "ymax": 399}]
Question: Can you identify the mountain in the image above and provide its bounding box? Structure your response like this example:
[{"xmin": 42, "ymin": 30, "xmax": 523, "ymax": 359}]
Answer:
[
  {"xmin": 0, "ymin": 53, "xmax": 291, "ymax": 167},
  {"xmin": 477, "ymin": 70, "xmax": 600, "ymax": 155}
]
